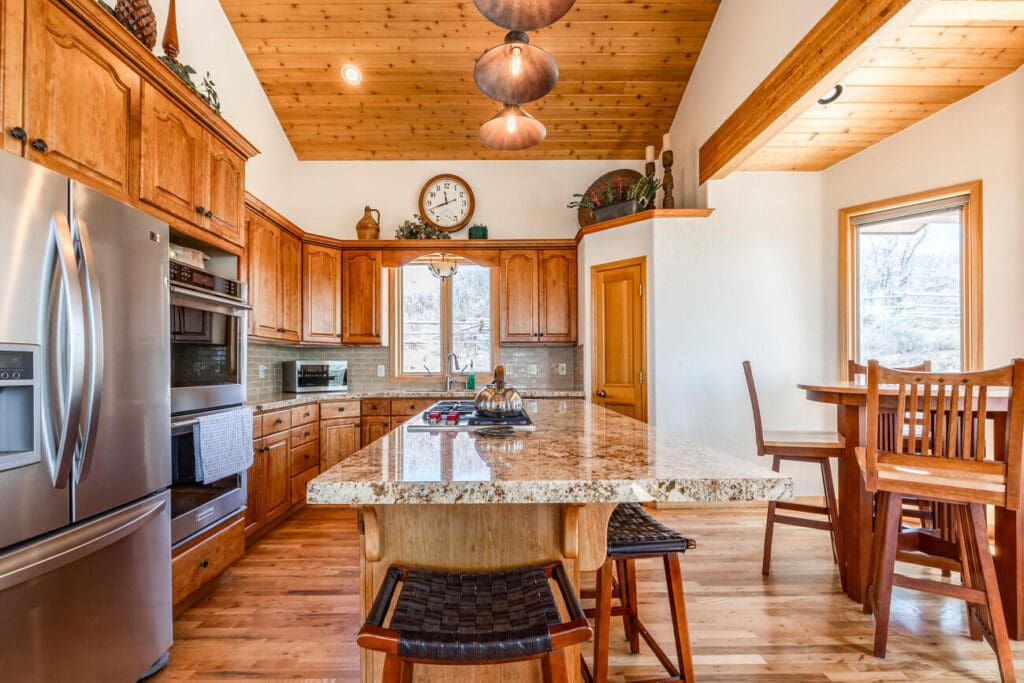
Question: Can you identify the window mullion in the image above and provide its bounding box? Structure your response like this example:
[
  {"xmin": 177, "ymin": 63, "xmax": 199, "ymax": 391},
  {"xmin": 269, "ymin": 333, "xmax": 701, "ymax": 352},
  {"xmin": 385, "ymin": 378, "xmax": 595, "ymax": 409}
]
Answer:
[{"xmin": 441, "ymin": 276, "xmax": 452, "ymax": 363}]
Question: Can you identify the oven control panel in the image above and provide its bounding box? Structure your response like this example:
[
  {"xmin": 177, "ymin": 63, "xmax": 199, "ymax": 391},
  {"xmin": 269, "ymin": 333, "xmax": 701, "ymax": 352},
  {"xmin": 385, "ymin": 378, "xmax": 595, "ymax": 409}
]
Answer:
[{"xmin": 169, "ymin": 260, "xmax": 246, "ymax": 301}]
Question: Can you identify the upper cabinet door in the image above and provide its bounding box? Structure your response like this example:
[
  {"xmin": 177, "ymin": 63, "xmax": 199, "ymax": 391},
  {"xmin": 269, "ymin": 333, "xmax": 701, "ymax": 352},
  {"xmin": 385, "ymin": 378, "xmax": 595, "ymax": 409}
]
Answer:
[
  {"xmin": 278, "ymin": 230, "xmax": 302, "ymax": 343},
  {"xmin": 538, "ymin": 249, "xmax": 578, "ymax": 343},
  {"xmin": 140, "ymin": 83, "xmax": 203, "ymax": 220},
  {"xmin": 23, "ymin": 0, "xmax": 139, "ymax": 202},
  {"xmin": 204, "ymin": 136, "xmax": 245, "ymax": 246},
  {"xmin": 303, "ymin": 244, "xmax": 343, "ymax": 344},
  {"xmin": 499, "ymin": 250, "xmax": 540, "ymax": 343},
  {"xmin": 248, "ymin": 213, "xmax": 283, "ymax": 340},
  {"xmin": 342, "ymin": 250, "xmax": 383, "ymax": 345}
]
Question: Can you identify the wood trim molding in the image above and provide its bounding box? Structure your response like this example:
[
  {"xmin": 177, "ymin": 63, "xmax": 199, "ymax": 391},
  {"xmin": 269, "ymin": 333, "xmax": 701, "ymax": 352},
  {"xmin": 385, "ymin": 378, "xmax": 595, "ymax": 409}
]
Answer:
[
  {"xmin": 244, "ymin": 192, "xmax": 306, "ymax": 239},
  {"xmin": 838, "ymin": 180, "xmax": 983, "ymax": 376},
  {"xmin": 698, "ymin": 0, "xmax": 924, "ymax": 185},
  {"xmin": 574, "ymin": 208, "xmax": 714, "ymax": 243}
]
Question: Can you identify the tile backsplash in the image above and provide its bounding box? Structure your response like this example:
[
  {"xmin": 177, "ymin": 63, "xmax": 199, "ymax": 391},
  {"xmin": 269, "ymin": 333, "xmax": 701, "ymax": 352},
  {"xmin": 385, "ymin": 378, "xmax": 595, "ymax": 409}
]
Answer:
[{"xmin": 248, "ymin": 342, "xmax": 581, "ymax": 396}]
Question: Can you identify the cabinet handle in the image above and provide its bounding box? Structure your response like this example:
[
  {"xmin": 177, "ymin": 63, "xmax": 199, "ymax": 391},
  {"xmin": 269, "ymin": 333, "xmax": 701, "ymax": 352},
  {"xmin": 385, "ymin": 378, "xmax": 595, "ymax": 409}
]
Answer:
[
  {"xmin": 205, "ymin": 210, "xmax": 214, "ymax": 218},
  {"xmin": 275, "ymin": 418, "xmax": 283, "ymax": 425},
  {"xmin": 596, "ymin": 390, "xmax": 607, "ymax": 398},
  {"xmin": 199, "ymin": 559, "xmax": 209, "ymax": 569},
  {"xmin": 304, "ymin": 454, "xmax": 310, "ymax": 460},
  {"xmin": 304, "ymin": 431, "xmax": 311, "ymax": 438},
  {"xmin": 196, "ymin": 206, "xmax": 206, "ymax": 215},
  {"xmin": 30, "ymin": 138, "xmax": 48, "ymax": 153},
  {"xmin": 8, "ymin": 127, "xmax": 26, "ymax": 141},
  {"xmin": 338, "ymin": 407, "xmax": 346, "ymax": 413}
]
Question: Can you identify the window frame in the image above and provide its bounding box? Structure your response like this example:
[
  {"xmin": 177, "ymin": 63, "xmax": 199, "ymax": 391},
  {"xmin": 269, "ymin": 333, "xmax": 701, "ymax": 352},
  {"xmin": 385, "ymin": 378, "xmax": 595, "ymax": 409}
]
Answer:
[
  {"xmin": 838, "ymin": 180, "xmax": 983, "ymax": 377},
  {"xmin": 389, "ymin": 259, "xmax": 500, "ymax": 382}
]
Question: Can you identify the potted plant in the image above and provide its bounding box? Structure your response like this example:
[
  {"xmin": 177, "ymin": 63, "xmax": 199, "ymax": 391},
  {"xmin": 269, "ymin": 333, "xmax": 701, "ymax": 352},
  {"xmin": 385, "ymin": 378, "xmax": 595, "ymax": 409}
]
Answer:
[
  {"xmin": 395, "ymin": 215, "xmax": 452, "ymax": 240},
  {"xmin": 567, "ymin": 175, "xmax": 662, "ymax": 222}
]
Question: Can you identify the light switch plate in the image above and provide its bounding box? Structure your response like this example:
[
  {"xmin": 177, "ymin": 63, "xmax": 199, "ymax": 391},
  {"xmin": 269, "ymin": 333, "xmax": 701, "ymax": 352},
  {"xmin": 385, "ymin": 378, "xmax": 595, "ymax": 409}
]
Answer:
[
  {"xmin": 527, "ymin": 364, "xmax": 538, "ymax": 375},
  {"xmin": 377, "ymin": 364, "xmax": 385, "ymax": 377},
  {"xmin": 258, "ymin": 364, "xmax": 268, "ymax": 379},
  {"xmin": 558, "ymin": 363, "xmax": 567, "ymax": 375}
]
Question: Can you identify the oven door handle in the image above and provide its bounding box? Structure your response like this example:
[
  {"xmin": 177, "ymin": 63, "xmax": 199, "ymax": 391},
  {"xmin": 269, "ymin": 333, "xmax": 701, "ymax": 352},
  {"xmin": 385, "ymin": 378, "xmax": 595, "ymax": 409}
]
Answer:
[{"xmin": 170, "ymin": 285, "xmax": 253, "ymax": 314}]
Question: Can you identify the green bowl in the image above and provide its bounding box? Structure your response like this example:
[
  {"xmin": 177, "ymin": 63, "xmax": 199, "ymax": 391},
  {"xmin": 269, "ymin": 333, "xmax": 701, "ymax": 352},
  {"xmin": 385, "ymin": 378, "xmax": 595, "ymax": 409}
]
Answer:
[{"xmin": 468, "ymin": 225, "xmax": 488, "ymax": 240}]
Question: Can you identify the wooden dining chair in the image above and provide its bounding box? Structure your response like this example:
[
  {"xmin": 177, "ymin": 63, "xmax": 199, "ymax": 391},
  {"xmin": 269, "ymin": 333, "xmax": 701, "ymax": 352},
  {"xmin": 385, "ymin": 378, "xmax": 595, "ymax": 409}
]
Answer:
[
  {"xmin": 861, "ymin": 360, "xmax": 1024, "ymax": 683},
  {"xmin": 742, "ymin": 361, "xmax": 846, "ymax": 586}
]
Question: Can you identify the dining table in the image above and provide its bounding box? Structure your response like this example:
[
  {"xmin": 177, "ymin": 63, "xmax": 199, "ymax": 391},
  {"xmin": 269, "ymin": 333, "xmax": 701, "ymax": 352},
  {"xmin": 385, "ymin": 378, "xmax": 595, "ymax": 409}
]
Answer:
[
  {"xmin": 307, "ymin": 398, "xmax": 792, "ymax": 682},
  {"xmin": 797, "ymin": 379, "xmax": 1024, "ymax": 639}
]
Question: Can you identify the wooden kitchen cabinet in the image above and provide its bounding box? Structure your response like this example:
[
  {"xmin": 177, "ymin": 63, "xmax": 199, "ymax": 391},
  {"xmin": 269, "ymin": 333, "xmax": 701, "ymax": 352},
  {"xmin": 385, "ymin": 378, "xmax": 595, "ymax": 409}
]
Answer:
[
  {"xmin": 361, "ymin": 416, "xmax": 391, "ymax": 447},
  {"xmin": 17, "ymin": 0, "xmax": 139, "ymax": 202},
  {"xmin": 257, "ymin": 434, "xmax": 291, "ymax": 527},
  {"xmin": 342, "ymin": 249, "xmax": 383, "ymax": 344},
  {"xmin": 499, "ymin": 249, "xmax": 577, "ymax": 344},
  {"xmin": 319, "ymin": 417, "xmax": 361, "ymax": 472},
  {"xmin": 248, "ymin": 204, "xmax": 302, "ymax": 343},
  {"xmin": 303, "ymin": 244, "xmax": 343, "ymax": 344},
  {"xmin": 171, "ymin": 511, "xmax": 244, "ymax": 615},
  {"xmin": 140, "ymin": 83, "xmax": 204, "ymax": 223},
  {"xmin": 203, "ymin": 135, "xmax": 245, "ymax": 244}
]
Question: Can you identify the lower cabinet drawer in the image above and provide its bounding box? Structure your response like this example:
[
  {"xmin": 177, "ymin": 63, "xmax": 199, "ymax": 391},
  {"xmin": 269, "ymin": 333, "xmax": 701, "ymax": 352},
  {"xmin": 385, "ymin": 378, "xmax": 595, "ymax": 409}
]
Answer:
[
  {"xmin": 290, "ymin": 422, "xmax": 320, "ymax": 448},
  {"xmin": 320, "ymin": 400, "xmax": 360, "ymax": 419},
  {"xmin": 262, "ymin": 408, "xmax": 292, "ymax": 435},
  {"xmin": 289, "ymin": 440, "xmax": 319, "ymax": 477},
  {"xmin": 291, "ymin": 466, "xmax": 319, "ymax": 506},
  {"xmin": 390, "ymin": 398, "xmax": 435, "ymax": 416},
  {"xmin": 171, "ymin": 514, "xmax": 244, "ymax": 606}
]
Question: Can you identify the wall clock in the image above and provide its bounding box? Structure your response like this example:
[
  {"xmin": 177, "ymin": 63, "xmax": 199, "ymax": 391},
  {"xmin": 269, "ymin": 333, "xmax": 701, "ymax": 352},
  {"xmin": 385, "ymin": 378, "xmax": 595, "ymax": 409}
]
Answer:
[{"xmin": 419, "ymin": 174, "xmax": 475, "ymax": 232}]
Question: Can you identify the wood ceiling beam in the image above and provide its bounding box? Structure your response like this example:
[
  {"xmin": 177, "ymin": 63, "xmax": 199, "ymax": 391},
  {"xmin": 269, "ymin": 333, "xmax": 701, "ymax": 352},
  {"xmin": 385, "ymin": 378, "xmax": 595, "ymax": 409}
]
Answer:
[{"xmin": 698, "ymin": 0, "xmax": 927, "ymax": 185}]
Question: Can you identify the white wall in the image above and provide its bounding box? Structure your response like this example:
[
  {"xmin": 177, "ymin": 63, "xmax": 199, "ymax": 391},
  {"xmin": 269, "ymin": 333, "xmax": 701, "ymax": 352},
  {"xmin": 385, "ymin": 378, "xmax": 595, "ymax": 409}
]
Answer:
[
  {"xmin": 145, "ymin": 1, "xmax": 641, "ymax": 238},
  {"xmin": 667, "ymin": 0, "xmax": 836, "ymax": 207},
  {"xmin": 824, "ymin": 67, "xmax": 1024, "ymax": 367}
]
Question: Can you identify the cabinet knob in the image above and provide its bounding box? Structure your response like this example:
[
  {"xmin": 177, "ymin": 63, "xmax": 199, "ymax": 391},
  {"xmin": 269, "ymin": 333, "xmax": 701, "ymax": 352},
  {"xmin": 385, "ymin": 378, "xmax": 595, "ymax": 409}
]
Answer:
[
  {"xmin": 199, "ymin": 559, "xmax": 209, "ymax": 568},
  {"xmin": 196, "ymin": 206, "xmax": 206, "ymax": 215},
  {"xmin": 275, "ymin": 418, "xmax": 283, "ymax": 425},
  {"xmin": 205, "ymin": 210, "xmax": 214, "ymax": 218},
  {"xmin": 338, "ymin": 407, "xmax": 346, "ymax": 412},
  {"xmin": 304, "ymin": 454, "xmax": 310, "ymax": 460},
  {"xmin": 8, "ymin": 127, "xmax": 26, "ymax": 141},
  {"xmin": 30, "ymin": 138, "xmax": 48, "ymax": 153},
  {"xmin": 304, "ymin": 431, "xmax": 311, "ymax": 437},
  {"xmin": 596, "ymin": 390, "xmax": 607, "ymax": 398}
]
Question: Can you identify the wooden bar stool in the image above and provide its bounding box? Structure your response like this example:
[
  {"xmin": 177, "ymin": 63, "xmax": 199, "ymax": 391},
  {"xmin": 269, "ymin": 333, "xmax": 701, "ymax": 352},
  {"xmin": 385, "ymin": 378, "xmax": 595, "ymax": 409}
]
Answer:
[
  {"xmin": 743, "ymin": 361, "xmax": 846, "ymax": 585},
  {"xmin": 861, "ymin": 360, "xmax": 1024, "ymax": 683},
  {"xmin": 584, "ymin": 503, "xmax": 697, "ymax": 683},
  {"xmin": 357, "ymin": 562, "xmax": 592, "ymax": 682}
]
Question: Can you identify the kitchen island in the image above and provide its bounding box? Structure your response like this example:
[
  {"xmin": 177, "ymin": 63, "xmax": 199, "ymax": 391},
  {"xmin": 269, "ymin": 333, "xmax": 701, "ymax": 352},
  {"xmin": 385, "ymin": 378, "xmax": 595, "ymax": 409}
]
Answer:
[{"xmin": 308, "ymin": 399, "xmax": 792, "ymax": 682}]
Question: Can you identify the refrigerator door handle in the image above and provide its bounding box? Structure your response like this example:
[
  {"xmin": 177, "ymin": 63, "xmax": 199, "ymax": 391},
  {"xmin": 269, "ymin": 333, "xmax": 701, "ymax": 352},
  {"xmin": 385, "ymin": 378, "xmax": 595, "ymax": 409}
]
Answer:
[
  {"xmin": 42, "ymin": 211, "xmax": 86, "ymax": 488},
  {"xmin": 0, "ymin": 494, "xmax": 167, "ymax": 592},
  {"xmin": 72, "ymin": 216, "xmax": 103, "ymax": 484}
]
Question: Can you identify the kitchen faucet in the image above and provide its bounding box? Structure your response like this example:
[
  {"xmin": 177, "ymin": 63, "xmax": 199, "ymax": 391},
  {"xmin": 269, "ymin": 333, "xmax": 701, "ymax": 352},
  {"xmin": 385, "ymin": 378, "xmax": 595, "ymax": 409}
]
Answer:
[{"xmin": 445, "ymin": 352, "xmax": 461, "ymax": 391}]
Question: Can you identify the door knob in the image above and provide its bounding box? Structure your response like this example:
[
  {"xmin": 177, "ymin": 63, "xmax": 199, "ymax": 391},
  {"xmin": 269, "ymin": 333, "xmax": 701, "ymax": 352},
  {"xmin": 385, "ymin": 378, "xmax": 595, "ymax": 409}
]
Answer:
[{"xmin": 596, "ymin": 390, "xmax": 607, "ymax": 398}]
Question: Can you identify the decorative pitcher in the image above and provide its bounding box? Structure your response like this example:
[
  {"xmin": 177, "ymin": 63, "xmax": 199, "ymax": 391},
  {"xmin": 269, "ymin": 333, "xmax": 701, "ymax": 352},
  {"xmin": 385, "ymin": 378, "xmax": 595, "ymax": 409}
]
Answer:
[{"xmin": 356, "ymin": 207, "xmax": 381, "ymax": 240}]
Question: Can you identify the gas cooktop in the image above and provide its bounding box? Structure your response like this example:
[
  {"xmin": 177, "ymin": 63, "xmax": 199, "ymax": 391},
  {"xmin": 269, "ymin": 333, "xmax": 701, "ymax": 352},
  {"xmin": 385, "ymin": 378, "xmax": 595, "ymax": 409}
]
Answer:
[{"xmin": 406, "ymin": 400, "xmax": 536, "ymax": 432}]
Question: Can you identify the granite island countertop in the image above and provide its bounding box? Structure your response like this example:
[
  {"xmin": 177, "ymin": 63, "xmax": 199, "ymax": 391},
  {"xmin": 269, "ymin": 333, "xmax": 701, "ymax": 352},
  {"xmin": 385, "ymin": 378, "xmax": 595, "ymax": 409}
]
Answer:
[
  {"xmin": 307, "ymin": 398, "xmax": 792, "ymax": 505},
  {"xmin": 248, "ymin": 388, "xmax": 585, "ymax": 412}
]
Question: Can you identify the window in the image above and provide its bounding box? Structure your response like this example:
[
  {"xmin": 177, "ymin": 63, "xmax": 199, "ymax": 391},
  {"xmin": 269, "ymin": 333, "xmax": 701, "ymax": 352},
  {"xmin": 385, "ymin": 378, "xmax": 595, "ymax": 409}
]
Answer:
[
  {"xmin": 392, "ymin": 259, "xmax": 498, "ymax": 378},
  {"xmin": 839, "ymin": 181, "xmax": 982, "ymax": 374}
]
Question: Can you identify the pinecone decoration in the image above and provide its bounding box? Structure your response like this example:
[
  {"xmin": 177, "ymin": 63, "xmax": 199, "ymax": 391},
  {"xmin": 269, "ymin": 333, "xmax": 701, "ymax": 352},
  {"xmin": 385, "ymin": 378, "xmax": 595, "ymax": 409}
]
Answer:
[{"xmin": 115, "ymin": 0, "xmax": 158, "ymax": 50}]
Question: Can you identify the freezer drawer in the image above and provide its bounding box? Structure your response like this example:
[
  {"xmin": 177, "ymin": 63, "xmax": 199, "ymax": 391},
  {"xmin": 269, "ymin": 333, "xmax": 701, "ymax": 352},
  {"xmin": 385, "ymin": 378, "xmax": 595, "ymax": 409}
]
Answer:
[{"xmin": 0, "ymin": 490, "xmax": 172, "ymax": 680}]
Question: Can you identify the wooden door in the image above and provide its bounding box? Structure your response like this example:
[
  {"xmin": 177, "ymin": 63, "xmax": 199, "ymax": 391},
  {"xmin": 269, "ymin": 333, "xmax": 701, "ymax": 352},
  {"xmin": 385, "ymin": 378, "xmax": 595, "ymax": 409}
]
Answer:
[
  {"xmin": 538, "ymin": 249, "xmax": 578, "ymax": 343},
  {"xmin": 204, "ymin": 135, "xmax": 245, "ymax": 245},
  {"xmin": 320, "ymin": 418, "xmax": 361, "ymax": 472},
  {"xmin": 247, "ymin": 213, "xmax": 282, "ymax": 340},
  {"xmin": 278, "ymin": 231, "xmax": 302, "ymax": 343},
  {"xmin": 342, "ymin": 250, "xmax": 382, "ymax": 344},
  {"xmin": 140, "ymin": 83, "xmax": 203, "ymax": 221},
  {"xmin": 303, "ymin": 244, "xmax": 343, "ymax": 344},
  {"xmin": 592, "ymin": 257, "xmax": 647, "ymax": 422},
  {"xmin": 500, "ymin": 250, "xmax": 539, "ymax": 343},
  {"xmin": 361, "ymin": 416, "xmax": 391, "ymax": 447},
  {"xmin": 23, "ymin": 0, "xmax": 139, "ymax": 201},
  {"xmin": 261, "ymin": 434, "xmax": 291, "ymax": 526}
]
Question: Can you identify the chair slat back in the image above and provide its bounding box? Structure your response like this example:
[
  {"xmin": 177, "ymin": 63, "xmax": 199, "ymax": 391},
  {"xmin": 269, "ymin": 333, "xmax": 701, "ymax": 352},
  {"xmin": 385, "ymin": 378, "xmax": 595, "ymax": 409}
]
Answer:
[
  {"xmin": 848, "ymin": 359, "xmax": 931, "ymax": 380},
  {"xmin": 865, "ymin": 360, "xmax": 1024, "ymax": 510},
  {"xmin": 850, "ymin": 360, "xmax": 931, "ymax": 451},
  {"xmin": 742, "ymin": 361, "xmax": 766, "ymax": 456}
]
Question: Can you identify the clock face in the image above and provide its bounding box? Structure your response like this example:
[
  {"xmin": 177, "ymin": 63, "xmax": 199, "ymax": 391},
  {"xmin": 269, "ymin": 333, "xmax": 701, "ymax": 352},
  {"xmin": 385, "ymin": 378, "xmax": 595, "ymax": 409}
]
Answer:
[{"xmin": 419, "ymin": 174, "xmax": 475, "ymax": 232}]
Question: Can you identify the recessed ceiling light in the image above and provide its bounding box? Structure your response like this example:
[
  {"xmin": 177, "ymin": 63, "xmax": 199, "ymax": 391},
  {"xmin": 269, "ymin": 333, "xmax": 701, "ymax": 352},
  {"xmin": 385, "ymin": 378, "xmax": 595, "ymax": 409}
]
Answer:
[
  {"xmin": 341, "ymin": 64, "xmax": 362, "ymax": 85},
  {"xmin": 817, "ymin": 83, "xmax": 844, "ymax": 105}
]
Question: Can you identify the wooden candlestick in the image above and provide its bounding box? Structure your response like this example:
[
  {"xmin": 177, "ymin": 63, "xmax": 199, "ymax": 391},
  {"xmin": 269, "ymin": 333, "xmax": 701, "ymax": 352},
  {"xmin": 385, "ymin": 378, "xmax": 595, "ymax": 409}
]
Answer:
[
  {"xmin": 661, "ymin": 150, "xmax": 675, "ymax": 209},
  {"xmin": 645, "ymin": 161, "xmax": 656, "ymax": 178},
  {"xmin": 162, "ymin": 0, "xmax": 179, "ymax": 61}
]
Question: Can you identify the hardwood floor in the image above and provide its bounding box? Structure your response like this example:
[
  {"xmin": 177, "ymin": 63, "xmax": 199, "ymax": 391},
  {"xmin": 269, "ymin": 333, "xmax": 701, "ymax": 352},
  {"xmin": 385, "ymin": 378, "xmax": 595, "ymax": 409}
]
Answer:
[{"xmin": 154, "ymin": 505, "xmax": 1024, "ymax": 681}]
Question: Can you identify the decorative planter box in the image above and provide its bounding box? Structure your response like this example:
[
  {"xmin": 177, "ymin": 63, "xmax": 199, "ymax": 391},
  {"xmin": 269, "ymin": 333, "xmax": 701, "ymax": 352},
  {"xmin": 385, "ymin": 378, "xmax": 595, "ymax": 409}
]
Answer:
[{"xmin": 592, "ymin": 199, "xmax": 640, "ymax": 223}]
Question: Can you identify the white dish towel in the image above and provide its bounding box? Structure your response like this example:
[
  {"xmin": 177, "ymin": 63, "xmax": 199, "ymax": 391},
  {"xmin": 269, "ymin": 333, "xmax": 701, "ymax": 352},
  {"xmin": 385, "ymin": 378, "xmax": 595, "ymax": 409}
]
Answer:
[{"xmin": 197, "ymin": 406, "xmax": 254, "ymax": 483}]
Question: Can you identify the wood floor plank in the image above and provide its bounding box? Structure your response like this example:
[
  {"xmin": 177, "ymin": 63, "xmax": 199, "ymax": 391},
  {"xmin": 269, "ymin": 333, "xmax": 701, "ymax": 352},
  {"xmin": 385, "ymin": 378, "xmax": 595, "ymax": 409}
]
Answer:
[{"xmin": 154, "ymin": 505, "xmax": 1024, "ymax": 681}]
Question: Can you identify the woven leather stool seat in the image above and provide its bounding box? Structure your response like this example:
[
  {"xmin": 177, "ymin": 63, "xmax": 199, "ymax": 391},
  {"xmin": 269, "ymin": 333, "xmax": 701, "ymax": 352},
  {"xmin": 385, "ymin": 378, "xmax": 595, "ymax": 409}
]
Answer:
[
  {"xmin": 359, "ymin": 561, "xmax": 592, "ymax": 682},
  {"xmin": 607, "ymin": 503, "xmax": 697, "ymax": 557}
]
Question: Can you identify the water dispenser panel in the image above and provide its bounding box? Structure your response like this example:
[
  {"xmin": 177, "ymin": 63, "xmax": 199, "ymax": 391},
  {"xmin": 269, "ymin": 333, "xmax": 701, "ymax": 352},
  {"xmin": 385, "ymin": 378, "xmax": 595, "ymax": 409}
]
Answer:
[{"xmin": 0, "ymin": 344, "xmax": 39, "ymax": 472}]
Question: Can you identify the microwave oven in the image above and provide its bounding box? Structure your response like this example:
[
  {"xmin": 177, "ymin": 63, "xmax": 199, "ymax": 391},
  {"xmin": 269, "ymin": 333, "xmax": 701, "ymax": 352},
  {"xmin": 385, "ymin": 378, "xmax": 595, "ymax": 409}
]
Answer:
[{"xmin": 283, "ymin": 360, "xmax": 348, "ymax": 393}]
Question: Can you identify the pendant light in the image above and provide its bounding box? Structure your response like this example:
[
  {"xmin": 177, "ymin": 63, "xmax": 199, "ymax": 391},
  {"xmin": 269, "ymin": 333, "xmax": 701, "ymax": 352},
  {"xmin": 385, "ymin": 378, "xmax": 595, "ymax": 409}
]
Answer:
[
  {"xmin": 427, "ymin": 253, "xmax": 460, "ymax": 280},
  {"xmin": 475, "ymin": 31, "xmax": 558, "ymax": 104},
  {"xmin": 479, "ymin": 104, "xmax": 546, "ymax": 150},
  {"xmin": 473, "ymin": 0, "xmax": 576, "ymax": 31}
]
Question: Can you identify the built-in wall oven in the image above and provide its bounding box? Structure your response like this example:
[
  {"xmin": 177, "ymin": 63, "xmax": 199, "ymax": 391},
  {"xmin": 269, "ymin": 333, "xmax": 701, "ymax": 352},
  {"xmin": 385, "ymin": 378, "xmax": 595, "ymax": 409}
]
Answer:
[{"xmin": 169, "ymin": 260, "xmax": 249, "ymax": 416}]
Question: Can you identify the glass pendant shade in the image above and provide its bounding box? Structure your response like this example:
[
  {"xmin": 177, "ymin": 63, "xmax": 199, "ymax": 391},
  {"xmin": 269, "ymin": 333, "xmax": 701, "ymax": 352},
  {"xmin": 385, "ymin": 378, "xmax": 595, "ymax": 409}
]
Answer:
[
  {"xmin": 475, "ymin": 31, "xmax": 558, "ymax": 104},
  {"xmin": 427, "ymin": 253, "xmax": 460, "ymax": 280},
  {"xmin": 479, "ymin": 104, "xmax": 546, "ymax": 150},
  {"xmin": 473, "ymin": 0, "xmax": 576, "ymax": 31}
]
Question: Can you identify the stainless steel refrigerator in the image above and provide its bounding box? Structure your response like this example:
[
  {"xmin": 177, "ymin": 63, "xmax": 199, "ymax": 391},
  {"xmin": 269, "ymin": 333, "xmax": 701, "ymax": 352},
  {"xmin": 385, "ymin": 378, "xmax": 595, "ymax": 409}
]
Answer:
[{"xmin": 0, "ymin": 151, "xmax": 173, "ymax": 680}]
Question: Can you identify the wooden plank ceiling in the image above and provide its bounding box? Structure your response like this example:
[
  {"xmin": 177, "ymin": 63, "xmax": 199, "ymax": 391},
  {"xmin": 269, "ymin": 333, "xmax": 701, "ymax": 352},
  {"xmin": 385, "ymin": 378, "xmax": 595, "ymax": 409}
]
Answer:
[
  {"xmin": 733, "ymin": 0, "xmax": 1024, "ymax": 174},
  {"xmin": 220, "ymin": 0, "xmax": 720, "ymax": 160}
]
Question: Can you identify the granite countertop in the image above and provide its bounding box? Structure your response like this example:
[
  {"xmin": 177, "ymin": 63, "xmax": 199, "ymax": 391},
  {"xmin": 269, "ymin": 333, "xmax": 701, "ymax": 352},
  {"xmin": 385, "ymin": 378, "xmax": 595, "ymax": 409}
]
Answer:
[
  {"xmin": 248, "ymin": 389, "xmax": 584, "ymax": 412},
  {"xmin": 307, "ymin": 399, "xmax": 792, "ymax": 506}
]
